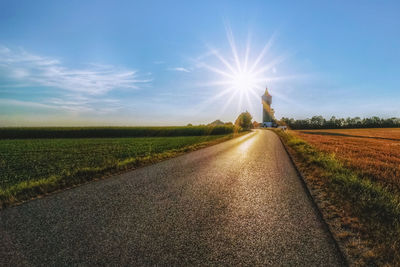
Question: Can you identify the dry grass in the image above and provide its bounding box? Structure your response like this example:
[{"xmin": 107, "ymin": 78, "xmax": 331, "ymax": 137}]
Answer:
[
  {"xmin": 274, "ymin": 129, "xmax": 400, "ymax": 266},
  {"xmin": 293, "ymin": 128, "xmax": 400, "ymax": 192}
]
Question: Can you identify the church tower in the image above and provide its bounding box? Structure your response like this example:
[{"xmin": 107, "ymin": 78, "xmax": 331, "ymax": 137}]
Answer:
[{"xmin": 261, "ymin": 87, "xmax": 274, "ymax": 126}]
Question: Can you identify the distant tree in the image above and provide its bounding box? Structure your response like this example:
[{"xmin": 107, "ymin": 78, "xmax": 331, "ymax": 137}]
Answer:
[
  {"xmin": 252, "ymin": 121, "xmax": 260, "ymax": 128},
  {"xmin": 326, "ymin": 116, "xmax": 337, "ymax": 128},
  {"xmin": 277, "ymin": 118, "xmax": 287, "ymax": 126},
  {"xmin": 235, "ymin": 111, "xmax": 253, "ymax": 130},
  {"xmin": 187, "ymin": 123, "xmax": 193, "ymax": 126},
  {"xmin": 208, "ymin": 119, "xmax": 225, "ymax": 126},
  {"xmin": 224, "ymin": 122, "xmax": 233, "ymax": 126},
  {"xmin": 279, "ymin": 115, "xmax": 400, "ymax": 129},
  {"xmin": 310, "ymin": 116, "xmax": 325, "ymax": 128}
]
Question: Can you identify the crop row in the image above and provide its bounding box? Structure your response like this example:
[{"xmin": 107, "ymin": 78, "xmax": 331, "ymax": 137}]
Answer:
[{"xmin": 0, "ymin": 126, "xmax": 236, "ymax": 139}]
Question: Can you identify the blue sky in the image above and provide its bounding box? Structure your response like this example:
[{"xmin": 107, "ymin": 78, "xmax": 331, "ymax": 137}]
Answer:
[{"xmin": 0, "ymin": 0, "xmax": 399, "ymax": 126}]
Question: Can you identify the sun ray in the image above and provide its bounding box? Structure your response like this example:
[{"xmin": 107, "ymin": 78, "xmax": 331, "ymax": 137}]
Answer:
[
  {"xmin": 265, "ymin": 74, "xmax": 305, "ymax": 82},
  {"xmin": 244, "ymin": 90, "xmax": 255, "ymax": 115},
  {"xmin": 192, "ymin": 87, "xmax": 235, "ymax": 117},
  {"xmin": 243, "ymin": 31, "xmax": 252, "ymax": 73},
  {"xmin": 207, "ymin": 45, "xmax": 238, "ymax": 75},
  {"xmin": 200, "ymin": 86, "xmax": 235, "ymax": 106},
  {"xmin": 248, "ymin": 33, "xmax": 275, "ymax": 73},
  {"xmin": 218, "ymin": 88, "xmax": 240, "ymax": 116},
  {"xmin": 195, "ymin": 80, "xmax": 235, "ymax": 87},
  {"xmin": 248, "ymin": 87, "xmax": 262, "ymax": 100},
  {"xmin": 199, "ymin": 62, "xmax": 236, "ymax": 79},
  {"xmin": 225, "ymin": 24, "xmax": 242, "ymax": 73},
  {"xmin": 252, "ymin": 54, "xmax": 288, "ymax": 76},
  {"xmin": 237, "ymin": 90, "xmax": 244, "ymax": 114},
  {"xmin": 196, "ymin": 26, "xmax": 292, "ymax": 119}
]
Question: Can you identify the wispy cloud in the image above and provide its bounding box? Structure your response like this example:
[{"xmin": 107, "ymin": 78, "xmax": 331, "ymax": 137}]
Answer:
[
  {"xmin": 0, "ymin": 98, "xmax": 58, "ymax": 110},
  {"xmin": 167, "ymin": 67, "xmax": 190, "ymax": 73},
  {"xmin": 0, "ymin": 45, "xmax": 151, "ymax": 95},
  {"xmin": 0, "ymin": 96, "xmax": 123, "ymax": 114},
  {"xmin": 0, "ymin": 45, "xmax": 152, "ymax": 116}
]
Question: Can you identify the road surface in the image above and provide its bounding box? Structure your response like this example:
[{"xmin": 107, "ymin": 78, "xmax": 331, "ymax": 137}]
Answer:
[{"xmin": 0, "ymin": 130, "xmax": 344, "ymax": 266}]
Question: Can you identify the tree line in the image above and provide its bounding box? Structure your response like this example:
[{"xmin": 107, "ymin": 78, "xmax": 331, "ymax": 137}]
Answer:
[{"xmin": 279, "ymin": 116, "xmax": 400, "ymax": 130}]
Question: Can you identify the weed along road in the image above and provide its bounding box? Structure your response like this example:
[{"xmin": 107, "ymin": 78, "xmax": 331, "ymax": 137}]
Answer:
[{"xmin": 0, "ymin": 130, "xmax": 344, "ymax": 266}]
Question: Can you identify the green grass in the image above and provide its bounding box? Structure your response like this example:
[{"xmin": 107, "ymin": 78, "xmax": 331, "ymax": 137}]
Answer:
[
  {"xmin": 274, "ymin": 129, "xmax": 400, "ymax": 265},
  {"xmin": 0, "ymin": 134, "xmax": 235, "ymax": 207},
  {"xmin": 0, "ymin": 125, "xmax": 235, "ymax": 139}
]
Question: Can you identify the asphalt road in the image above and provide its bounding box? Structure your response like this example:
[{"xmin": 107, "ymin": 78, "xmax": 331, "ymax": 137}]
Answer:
[{"xmin": 0, "ymin": 130, "xmax": 344, "ymax": 266}]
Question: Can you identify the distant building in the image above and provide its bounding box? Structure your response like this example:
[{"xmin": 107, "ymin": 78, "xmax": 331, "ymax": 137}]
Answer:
[
  {"xmin": 278, "ymin": 125, "xmax": 287, "ymax": 131},
  {"xmin": 261, "ymin": 87, "xmax": 275, "ymax": 127}
]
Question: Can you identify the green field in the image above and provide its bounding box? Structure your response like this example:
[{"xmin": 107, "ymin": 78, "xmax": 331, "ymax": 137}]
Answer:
[{"xmin": 0, "ymin": 133, "xmax": 235, "ymax": 207}]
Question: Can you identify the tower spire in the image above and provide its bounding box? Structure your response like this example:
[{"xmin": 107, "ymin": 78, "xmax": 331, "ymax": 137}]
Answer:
[{"xmin": 261, "ymin": 85, "xmax": 274, "ymax": 126}]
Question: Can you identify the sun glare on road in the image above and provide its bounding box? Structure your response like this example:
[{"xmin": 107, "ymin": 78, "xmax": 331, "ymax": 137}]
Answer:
[{"xmin": 197, "ymin": 24, "xmax": 290, "ymax": 115}]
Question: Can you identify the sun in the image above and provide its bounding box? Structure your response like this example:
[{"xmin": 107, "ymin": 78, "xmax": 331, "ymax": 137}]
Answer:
[
  {"xmin": 232, "ymin": 71, "xmax": 257, "ymax": 92},
  {"xmin": 196, "ymin": 25, "xmax": 290, "ymax": 116}
]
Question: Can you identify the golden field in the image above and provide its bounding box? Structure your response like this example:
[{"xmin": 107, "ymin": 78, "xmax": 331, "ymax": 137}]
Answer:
[{"xmin": 292, "ymin": 128, "xmax": 400, "ymax": 192}]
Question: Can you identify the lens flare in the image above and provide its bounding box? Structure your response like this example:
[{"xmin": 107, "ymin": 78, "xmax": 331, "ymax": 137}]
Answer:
[{"xmin": 196, "ymin": 25, "xmax": 290, "ymax": 117}]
